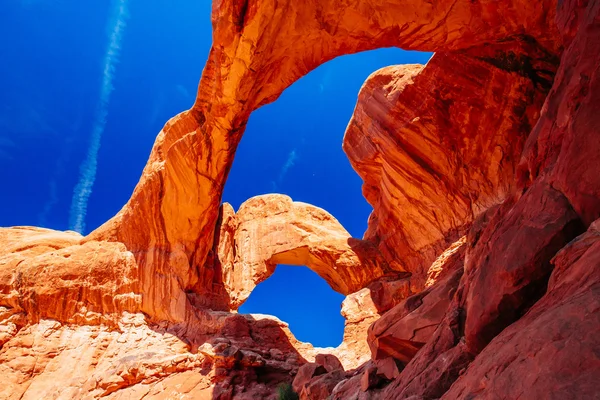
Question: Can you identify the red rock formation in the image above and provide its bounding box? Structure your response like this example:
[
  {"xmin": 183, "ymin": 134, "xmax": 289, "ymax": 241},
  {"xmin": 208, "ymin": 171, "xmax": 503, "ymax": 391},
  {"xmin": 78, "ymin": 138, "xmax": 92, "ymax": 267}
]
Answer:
[
  {"xmin": 292, "ymin": 363, "xmax": 327, "ymax": 394},
  {"xmin": 88, "ymin": 0, "xmax": 561, "ymax": 311},
  {"xmin": 445, "ymin": 218, "xmax": 600, "ymax": 399},
  {"xmin": 2, "ymin": 0, "xmax": 600, "ymax": 398},
  {"xmin": 346, "ymin": 2, "xmax": 600, "ymax": 397},
  {"xmin": 463, "ymin": 181, "xmax": 583, "ymax": 353},
  {"xmin": 443, "ymin": 1, "xmax": 600, "ymax": 396},
  {"xmin": 367, "ymin": 254, "xmax": 464, "ymax": 363},
  {"xmin": 209, "ymin": 194, "xmax": 394, "ymax": 309},
  {"xmin": 343, "ymin": 47, "xmax": 556, "ymax": 288}
]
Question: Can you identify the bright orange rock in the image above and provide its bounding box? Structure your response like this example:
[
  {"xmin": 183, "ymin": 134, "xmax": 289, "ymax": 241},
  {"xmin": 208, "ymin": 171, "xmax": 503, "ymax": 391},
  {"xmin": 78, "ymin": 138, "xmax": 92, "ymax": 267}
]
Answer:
[
  {"xmin": 0, "ymin": 227, "xmax": 141, "ymax": 328},
  {"xmin": 88, "ymin": 0, "xmax": 560, "ymax": 305}
]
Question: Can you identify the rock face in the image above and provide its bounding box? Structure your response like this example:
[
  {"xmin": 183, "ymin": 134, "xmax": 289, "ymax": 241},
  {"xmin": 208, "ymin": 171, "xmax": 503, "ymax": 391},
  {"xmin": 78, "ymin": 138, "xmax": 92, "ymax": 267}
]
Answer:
[
  {"xmin": 445, "ymin": 219, "xmax": 600, "ymax": 399},
  {"xmin": 463, "ymin": 181, "xmax": 583, "ymax": 353},
  {"xmin": 86, "ymin": 0, "xmax": 561, "ymax": 316},
  {"xmin": 367, "ymin": 254, "xmax": 464, "ymax": 363},
  {"xmin": 0, "ymin": 227, "xmax": 141, "ymax": 328},
  {"xmin": 2, "ymin": 0, "xmax": 600, "ymax": 398},
  {"xmin": 343, "ymin": 48, "xmax": 556, "ymax": 289}
]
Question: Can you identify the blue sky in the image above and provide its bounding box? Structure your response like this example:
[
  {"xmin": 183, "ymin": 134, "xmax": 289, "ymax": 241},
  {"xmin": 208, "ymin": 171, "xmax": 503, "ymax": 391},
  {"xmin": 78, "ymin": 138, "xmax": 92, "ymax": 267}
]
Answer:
[{"xmin": 0, "ymin": 0, "xmax": 430, "ymax": 347}]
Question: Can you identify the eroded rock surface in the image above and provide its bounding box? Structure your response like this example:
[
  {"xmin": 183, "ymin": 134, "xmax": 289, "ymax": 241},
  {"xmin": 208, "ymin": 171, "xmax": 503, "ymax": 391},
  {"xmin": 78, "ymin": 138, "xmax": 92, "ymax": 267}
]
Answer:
[
  {"xmin": 349, "ymin": 1, "xmax": 600, "ymax": 398},
  {"xmin": 445, "ymin": 219, "xmax": 600, "ymax": 399},
  {"xmin": 368, "ymin": 254, "xmax": 464, "ymax": 363},
  {"xmin": 0, "ymin": 227, "xmax": 141, "ymax": 328},
  {"xmin": 87, "ymin": 0, "xmax": 560, "ymax": 308},
  {"xmin": 210, "ymin": 194, "xmax": 394, "ymax": 309},
  {"xmin": 343, "ymin": 48, "xmax": 556, "ymax": 288},
  {"xmin": 2, "ymin": 0, "xmax": 600, "ymax": 398}
]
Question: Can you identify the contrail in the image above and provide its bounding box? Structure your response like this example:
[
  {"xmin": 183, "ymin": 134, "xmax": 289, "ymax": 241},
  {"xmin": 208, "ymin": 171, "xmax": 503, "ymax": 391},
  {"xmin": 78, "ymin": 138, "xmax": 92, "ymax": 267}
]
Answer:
[
  {"xmin": 69, "ymin": 0, "xmax": 129, "ymax": 233},
  {"xmin": 271, "ymin": 149, "xmax": 298, "ymax": 190},
  {"xmin": 278, "ymin": 149, "xmax": 298, "ymax": 183}
]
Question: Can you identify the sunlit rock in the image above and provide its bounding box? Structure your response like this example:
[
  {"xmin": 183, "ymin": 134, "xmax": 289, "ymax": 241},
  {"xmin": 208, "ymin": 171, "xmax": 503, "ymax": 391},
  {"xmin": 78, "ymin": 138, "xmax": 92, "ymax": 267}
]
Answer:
[{"xmin": 2, "ymin": 0, "xmax": 600, "ymax": 398}]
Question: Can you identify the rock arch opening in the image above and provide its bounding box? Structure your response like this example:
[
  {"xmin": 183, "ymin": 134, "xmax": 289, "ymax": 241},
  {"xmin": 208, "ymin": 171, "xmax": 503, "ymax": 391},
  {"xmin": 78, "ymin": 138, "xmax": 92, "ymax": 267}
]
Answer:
[
  {"xmin": 3, "ymin": 0, "xmax": 596, "ymax": 398},
  {"xmin": 207, "ymin": 194, "xmax": 397, "ymax": 312},
  {"xmin": 238, "ymin": 265, "xmax": 345, "ymax": 347},
  {"xmin": 222, "ymin": 48, "xmax": 432, "ymax": 240},
  {"xmin": 223, "ymin": 48, "xmax": 431, "ymax": 233},
  {"xmin": 219, "ymin": 49, "xmax": 431, "ymax": 342}
]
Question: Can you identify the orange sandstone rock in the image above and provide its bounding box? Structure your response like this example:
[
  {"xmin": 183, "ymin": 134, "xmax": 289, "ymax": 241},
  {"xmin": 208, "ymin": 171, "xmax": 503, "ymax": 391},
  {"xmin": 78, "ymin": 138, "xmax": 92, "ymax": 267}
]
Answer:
[
  {"xmin": 88, "ymin": 0, "xmax": 560, "ymax": 305},
  {"xmin": 0, "ymin": 227, "xmax": 141, "ymax": 328},
  {"xmin": 211, "ymin": 194, "xmax": 395, "ymax": 309},
  {"xmin": 343, "ymin": 49, "xmax": 556, "ymax": 288}
]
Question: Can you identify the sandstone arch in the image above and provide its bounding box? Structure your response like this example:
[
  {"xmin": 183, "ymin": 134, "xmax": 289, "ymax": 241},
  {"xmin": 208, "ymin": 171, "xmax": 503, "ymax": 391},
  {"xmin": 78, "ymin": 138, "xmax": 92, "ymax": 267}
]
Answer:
[
  {"xmin": 343, "ymin": 46, "xmax": 558, "ymax": 288},
  {"xmin": 86, "ymin": 0, "xmax": 560, "ymax": 319},
  {"xmin": 211, "ymin": 194, "xmax": 395, "ymax": 309},
  {"xmin": 3, "ymin": 0, "xmax": 599, "ymax": 397}
]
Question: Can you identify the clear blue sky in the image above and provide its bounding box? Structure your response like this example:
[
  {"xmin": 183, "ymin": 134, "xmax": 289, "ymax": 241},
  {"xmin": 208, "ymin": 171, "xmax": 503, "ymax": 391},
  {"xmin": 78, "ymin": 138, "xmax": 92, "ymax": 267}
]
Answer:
[{"xmin": 0, "ymin": 0, "xmax": 430, "ymax": 347}]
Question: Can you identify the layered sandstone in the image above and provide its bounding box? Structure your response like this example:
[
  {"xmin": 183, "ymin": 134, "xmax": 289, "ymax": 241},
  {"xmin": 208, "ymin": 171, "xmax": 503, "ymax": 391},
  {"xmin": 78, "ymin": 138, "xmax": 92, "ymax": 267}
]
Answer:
[
  {"xmin": 328, "ymin": 1, "xmax": 599, "ymax": 398},
  {"xmin": 87, "ymin": 0, "xmax": 561, "ymax": 308},
  {"xmin": 2, "ymin": 0, "xmax": 600, "ymax": 398},
  {"xmin": 343, "ymin": 47, "xmax": 557, "ymax": 288},
  {"xmin": 445, "ymin": 219, "xmax": 600, "ymax": 399},
  {"xmin": 367, "ymin": 255, "xmax": 464, "ymax": 363},
  {"xmin": 0, "ymin": 198, "xmax": 395, "ymax": 398},
  {"xmin": 0, "ymin": 227, "xmax": 140, "ymax": 329},
  {"xmin": 210, "ymin": 194, "xmax": 395, "ymax": 309}
]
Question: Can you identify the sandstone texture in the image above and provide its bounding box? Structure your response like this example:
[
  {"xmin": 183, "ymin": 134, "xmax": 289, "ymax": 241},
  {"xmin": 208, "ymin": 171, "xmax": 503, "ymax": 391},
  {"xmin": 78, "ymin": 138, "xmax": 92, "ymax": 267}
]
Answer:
[
  {"xmin": 445, "ymin": 218, "xmax": 600, "ymax": 399},
  {"xmin": 343, "ymin": 48, "xmax": 556, "ymax": 289},
  {"xmin": 367, "ymin": 256, "xmax": 463, "ymax": 363},
  {"xmin": 211, "ymin": 194, "xmax": 394, "ymax": 309},
  {"xmin": 2, "ymin": 0, "xmax": 600, "ymax": 398}
]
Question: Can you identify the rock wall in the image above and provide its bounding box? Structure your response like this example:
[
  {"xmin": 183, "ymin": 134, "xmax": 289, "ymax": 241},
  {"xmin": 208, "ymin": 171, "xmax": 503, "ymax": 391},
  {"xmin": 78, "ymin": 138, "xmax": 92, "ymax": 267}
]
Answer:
[
  {"xmin": 86, "ymin": 0, "xmax": 561, "ymax": 318},
  {"xmin": 343, "ymin": 46, "xmax": 557, "ymax": 288},
  {"xmin": 328, "ymin": 0, "xmax": 600, "ymax": 398},
  {"xmin": 2, "ymin": 0, "xmax": 600, "ymax": 398}
]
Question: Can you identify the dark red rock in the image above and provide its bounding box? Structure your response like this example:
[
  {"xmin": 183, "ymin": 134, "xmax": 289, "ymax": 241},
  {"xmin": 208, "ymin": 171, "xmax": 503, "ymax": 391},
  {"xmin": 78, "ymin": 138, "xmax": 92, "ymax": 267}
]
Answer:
[
  {"xmin": 377, "ymin": 304, "xmax": 473, "ymax": 399},
  {"xmin": 300, "ymin": 370, "xmax": 346, "ymax": 400},
  {"xmin": 374, "ymin": 357, "xmax": 402, "ymax": 380},
  {"xmin": 330, "ymin": 372, "xmax": 376, "ymax": 400},
  {"xmin": 315, "ymin": 354, "xmax": 344, "ymax": 373},
  {"xmin": 292, "ymin": 363, "xmax": 327, "ymax": 395},
  {"xmin": 444, "ymin": 219, "xmax": 600, "ymax": 399},
  {"xmin": 367, "ymin": 278, "xmax": 413, "ymax": 313},
  {"xmin": 368, "ymin": 264, "xmax": 463, "ymax": 363},
  {"xmin": 519, "ymin": 0, "xmax": 600, "ymax": 228},
  {"xmin": 463, "ymin": 181, "xmax": 584, "ymax": 353},
  {"xmin": 360, "ymin": 365, "xmax": 381, "ymax": 392}
]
